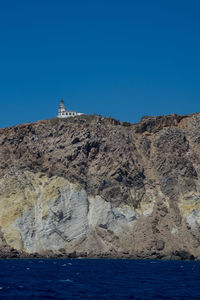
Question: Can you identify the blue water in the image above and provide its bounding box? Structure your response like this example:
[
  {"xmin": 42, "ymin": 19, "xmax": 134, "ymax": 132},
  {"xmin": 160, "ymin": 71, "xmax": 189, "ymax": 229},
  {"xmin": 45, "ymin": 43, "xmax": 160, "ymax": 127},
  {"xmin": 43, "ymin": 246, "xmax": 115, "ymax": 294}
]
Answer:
[{"xmin": 0, "ymin": 259, "xmax": 200, "ymax": 299}]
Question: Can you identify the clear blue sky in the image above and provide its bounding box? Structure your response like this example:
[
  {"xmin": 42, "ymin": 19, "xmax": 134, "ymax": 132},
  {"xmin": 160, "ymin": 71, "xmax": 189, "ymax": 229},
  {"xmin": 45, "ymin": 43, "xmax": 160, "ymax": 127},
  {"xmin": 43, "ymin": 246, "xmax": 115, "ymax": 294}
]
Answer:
[{"xmin": 0, "ymin": 0, "xmax": 200, "ymax": 128}]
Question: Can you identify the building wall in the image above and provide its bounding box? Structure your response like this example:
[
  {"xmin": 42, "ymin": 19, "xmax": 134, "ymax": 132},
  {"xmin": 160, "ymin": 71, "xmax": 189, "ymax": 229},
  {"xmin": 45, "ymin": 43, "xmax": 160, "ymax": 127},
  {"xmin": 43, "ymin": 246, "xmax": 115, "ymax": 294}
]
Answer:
[{"xmin": 58, "ymin": 111, "xmax": 83, "ymax": 118}]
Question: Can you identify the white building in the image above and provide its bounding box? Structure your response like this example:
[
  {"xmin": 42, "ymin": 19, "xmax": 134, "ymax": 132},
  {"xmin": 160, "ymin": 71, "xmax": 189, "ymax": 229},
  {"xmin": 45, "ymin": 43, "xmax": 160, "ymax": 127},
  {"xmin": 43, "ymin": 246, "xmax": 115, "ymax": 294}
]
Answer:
[{"xmin": 58, "ymin": 99, "xmax": 83, "ymax": 118}]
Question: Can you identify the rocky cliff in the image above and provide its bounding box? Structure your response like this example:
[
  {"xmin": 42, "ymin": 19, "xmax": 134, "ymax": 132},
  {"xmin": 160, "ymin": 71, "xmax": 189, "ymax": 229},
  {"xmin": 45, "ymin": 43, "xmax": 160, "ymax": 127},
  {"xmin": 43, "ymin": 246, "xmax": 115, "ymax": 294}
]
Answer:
[{"xmin": 0, "ymin": 113, "xmax": 200, "ymax": 259}]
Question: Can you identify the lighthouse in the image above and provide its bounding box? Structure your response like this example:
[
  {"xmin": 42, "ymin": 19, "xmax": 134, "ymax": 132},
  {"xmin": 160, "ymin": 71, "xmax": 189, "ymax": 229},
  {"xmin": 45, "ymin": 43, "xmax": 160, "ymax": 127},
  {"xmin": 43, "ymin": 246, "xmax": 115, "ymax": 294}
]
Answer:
[
  {"xmin": 58, "ymin": 99, "xmax": 66, "ymax": 116},
  {"xmin": 58, "ymin": 99, "xmax": 83, "ymax": 118}
]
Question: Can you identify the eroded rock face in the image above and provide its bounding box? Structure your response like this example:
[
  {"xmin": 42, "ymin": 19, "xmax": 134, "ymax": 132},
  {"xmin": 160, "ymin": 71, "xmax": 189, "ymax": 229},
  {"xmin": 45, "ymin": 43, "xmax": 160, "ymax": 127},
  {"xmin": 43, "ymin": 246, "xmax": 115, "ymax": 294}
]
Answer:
[{"xmin": 0, "ymin": 113, "xmax": 200, "ymax": 259}]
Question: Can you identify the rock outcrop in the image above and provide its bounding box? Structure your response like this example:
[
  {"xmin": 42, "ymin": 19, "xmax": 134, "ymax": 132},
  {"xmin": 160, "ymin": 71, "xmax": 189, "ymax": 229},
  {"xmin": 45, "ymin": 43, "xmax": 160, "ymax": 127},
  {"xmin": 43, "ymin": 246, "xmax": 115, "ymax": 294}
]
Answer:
[{"xmin": 0, "ymin": 113, "xmax": 200, "ymax": 259}]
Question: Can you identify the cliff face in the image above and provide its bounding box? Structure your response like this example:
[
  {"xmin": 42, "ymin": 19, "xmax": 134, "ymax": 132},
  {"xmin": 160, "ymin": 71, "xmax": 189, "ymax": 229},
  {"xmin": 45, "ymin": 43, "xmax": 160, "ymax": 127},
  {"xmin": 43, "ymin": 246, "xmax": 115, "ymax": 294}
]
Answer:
[{"xmin": 0, "ymin": 113, "xmax": 200, "ymax": 259}]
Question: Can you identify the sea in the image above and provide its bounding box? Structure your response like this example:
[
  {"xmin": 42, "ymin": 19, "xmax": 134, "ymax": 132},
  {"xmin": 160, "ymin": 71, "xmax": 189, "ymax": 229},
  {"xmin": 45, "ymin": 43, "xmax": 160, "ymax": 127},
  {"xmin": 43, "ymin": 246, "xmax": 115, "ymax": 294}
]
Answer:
[{"xmin": 0, "ymin": 259, "xmax": 200, "ymax": 299}]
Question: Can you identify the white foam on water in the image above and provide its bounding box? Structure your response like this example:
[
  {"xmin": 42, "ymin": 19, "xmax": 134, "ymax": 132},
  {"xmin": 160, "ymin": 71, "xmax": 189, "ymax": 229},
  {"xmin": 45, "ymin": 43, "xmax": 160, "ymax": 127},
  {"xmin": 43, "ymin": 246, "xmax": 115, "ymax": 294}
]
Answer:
[{"xmin": 59, "ymin": 279, "xmax": 73, "ymax": 283}]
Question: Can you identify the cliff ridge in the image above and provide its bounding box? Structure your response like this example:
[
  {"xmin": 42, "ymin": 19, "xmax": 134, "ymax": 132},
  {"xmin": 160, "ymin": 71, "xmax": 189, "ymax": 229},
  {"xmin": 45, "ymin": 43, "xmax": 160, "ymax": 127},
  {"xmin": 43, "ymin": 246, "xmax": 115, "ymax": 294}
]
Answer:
[{"xmin": 0, "ymin": 113, "xmax": 200, "ymax": 259}]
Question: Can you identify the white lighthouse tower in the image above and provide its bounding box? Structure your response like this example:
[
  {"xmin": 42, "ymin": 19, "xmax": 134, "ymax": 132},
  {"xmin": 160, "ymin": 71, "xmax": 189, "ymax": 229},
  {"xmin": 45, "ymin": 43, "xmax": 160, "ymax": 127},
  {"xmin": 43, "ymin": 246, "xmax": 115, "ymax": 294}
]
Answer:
[
  {"xmin": 58, "ymin": 99, "xmax": 66, "ymax": 117},
  {"xmin": 58, "ymin": 99, "xmax": 83, "ymax": 118}
]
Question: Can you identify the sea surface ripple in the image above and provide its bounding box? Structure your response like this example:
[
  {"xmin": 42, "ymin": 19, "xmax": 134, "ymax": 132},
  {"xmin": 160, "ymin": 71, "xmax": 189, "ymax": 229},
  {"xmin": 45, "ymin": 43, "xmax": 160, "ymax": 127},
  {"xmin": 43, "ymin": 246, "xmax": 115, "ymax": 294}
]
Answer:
[{"xmin": 0, "ymin": 259, "xmax": 200, "ymax": 299}]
